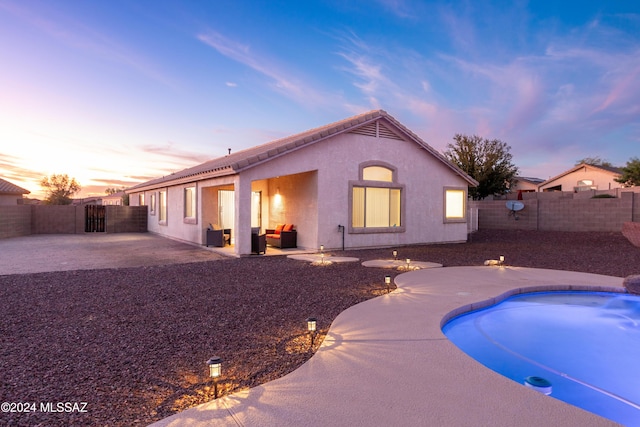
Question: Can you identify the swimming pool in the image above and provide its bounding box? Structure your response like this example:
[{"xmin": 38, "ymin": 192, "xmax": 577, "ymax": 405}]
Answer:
[{"xmin": 442, "ymin": 291, "xmax": 640, "ymax": 426}]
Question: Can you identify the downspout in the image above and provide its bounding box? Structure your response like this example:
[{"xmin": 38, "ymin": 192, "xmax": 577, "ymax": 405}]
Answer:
[{"xmin": 337, "ymin": 225, "xmax": 345, "ymax": 251}]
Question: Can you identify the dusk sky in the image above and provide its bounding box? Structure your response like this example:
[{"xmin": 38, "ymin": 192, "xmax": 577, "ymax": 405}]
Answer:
[{"xmin": 1, "ymin": 0, "xmax": 639, "ymax": 198}]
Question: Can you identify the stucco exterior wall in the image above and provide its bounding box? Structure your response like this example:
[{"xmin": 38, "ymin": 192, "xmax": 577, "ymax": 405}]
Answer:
[{"xmin": 240, "ymin": 131, "xmax": 469, "ymax": 250}]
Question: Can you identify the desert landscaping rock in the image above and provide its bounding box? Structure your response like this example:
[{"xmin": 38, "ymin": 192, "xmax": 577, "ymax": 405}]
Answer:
[{"xmin": 287, "ymin": 254, "xmax": 360, "ymax": 263}]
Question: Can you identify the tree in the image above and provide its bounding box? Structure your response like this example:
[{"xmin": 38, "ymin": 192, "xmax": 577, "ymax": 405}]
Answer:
[
  {"xmin": 575, "ymin": 156, "xmax": 613, "ymax": 167},
  {"xmin": 615, "ymin": 157, "xmax": 640, "ymax": 187},
  {"xmin": 444, "ymin": 134, "xmax": 519, "ymax": 200},
  {"xmin": 40, "ymin": 174, "xmax": 81, "ymax": 205}
]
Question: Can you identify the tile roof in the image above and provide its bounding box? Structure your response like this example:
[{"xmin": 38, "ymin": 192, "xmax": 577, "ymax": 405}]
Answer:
[
  {"xmin": 128, "ymin": 110, "xmax": 477, "ymax": 192},
  {"xmin": 0, "ymin": 178, "xmax": 30, "ymax": 195}
]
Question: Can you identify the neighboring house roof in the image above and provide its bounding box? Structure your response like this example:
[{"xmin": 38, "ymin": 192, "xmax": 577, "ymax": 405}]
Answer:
[
  {"xmin": 128, "ymin": 110, "xmax": 478, "ymax": 192},
  {"xmin": 0, "ymin": 178, "xmax": 30, "ymax": 195},
  {"xmin": 539, "ymin": 163, "xmax": 622, "ymax": 188},
  {"xmin": 515, "ymin": 176, "xmax": 544, "ymax": 185}
]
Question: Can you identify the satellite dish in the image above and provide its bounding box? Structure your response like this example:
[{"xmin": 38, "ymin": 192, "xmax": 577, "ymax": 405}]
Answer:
[{"xmin": 506, "ymin": 201, "xmax": 525, "ymax": 211}]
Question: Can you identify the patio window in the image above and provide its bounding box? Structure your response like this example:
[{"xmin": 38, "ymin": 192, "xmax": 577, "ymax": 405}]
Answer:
[
  {"xmin": 159, "ymin": 190, "xmax": 167, "ymax": 224},
  {"xmin": 444, "ymin": 187, "xmax": 466, "ymax": 223},
  {"xmin": 352, "ymin": 187, "xmax": 401, "ymax": 228},
  {"xmin": 350, "ymin": 162, "xmax": 404, "ymax": 233},
  {"xmin": 184, "ymin": 186, "xmax": 196, "ymax": 223}
]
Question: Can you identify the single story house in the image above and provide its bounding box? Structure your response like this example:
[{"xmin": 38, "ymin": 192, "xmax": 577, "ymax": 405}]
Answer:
[
  {"xmin": 0, "ymin": 178, "xmax": 30, "ymax": 205},
  {"xmin": 511, "ymin": 176, "xmax": 544, "ymax": 193},
  {"xmin": 127, "ymin": 110, "xmax": 478, "ymax": 256},
  {"xmin": 539, "ymin": 163, "xmax": 623, "ymax": 192}
]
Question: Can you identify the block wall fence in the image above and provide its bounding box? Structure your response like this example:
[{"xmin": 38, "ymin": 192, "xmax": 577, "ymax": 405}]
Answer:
[
  {"xmin": 0, "ymin": 205, "xmax": 147, "ymax": 239},
  {"xmin": 469, "ymin": 190, "xmax": 639, "ymax": 232}
]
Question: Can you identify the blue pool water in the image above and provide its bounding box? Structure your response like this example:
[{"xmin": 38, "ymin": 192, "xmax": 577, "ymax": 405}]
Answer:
[{"xmin": 442, "ymin": 291, "xmax": 640, "ymax": 426}]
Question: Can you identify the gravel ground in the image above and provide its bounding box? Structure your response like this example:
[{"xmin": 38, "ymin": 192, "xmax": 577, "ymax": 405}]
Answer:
[{"xmin": 1, "ymin": 230, "xmax": 638, "ymax": 426}]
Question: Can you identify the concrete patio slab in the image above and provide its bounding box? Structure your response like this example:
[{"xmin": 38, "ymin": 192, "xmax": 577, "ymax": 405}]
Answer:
[
  {"xmin": 0, "ymin": 233, "xmax": 224, "ymax": 275},
  {"xmin": 151, "ymin": 266, "xmax": 625, "ymax": 427},
  {"xmin": 287, "ymin": 254, "xmax": 360, "ymax": 263}
]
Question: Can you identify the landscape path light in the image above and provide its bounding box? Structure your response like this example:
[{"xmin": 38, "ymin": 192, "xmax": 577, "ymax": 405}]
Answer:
[
  {"xmin": 385, "ymin": 275, "xmax": 391, "ymax": 293},
  {"xmin": 393, "ymin": 250, "xmax": 398, "ymax": 260},
  {"xmin": 306, "ymin": 317, "xmax": 317, "ymax": 350},
  {"xmin": 207, "ymin": 357, "xmax": 222, "ymax": 398},
  {"xmin": 499, "ymin": 255, "xmax": 505, "ymax": 266}
]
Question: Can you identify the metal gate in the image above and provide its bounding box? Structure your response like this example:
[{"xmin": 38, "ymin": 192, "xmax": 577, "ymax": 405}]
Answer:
[{"xmin": 85, "ymin": 205, "xmax": 106, "ymax": 232}]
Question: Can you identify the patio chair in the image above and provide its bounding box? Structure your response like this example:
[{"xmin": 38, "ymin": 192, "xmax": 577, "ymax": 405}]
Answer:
[{"xmin": 206, "ymin": 225, "xmax": 231, "ymax": 247}]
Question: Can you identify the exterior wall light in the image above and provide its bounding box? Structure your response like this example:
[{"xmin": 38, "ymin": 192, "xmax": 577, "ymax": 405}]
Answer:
[
  {"xmin": 385, "ymin": 275, "xmax": 391, "ymax": 293},
  {"xmin": 207, "ymin": 357, "xmax": 222, "ymax": 398}
]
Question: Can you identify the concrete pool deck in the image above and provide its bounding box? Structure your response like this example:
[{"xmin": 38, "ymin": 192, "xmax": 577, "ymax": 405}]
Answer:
[{"xmin": 151, "ymin": 266, "xmax": 624, "ymax": 427}]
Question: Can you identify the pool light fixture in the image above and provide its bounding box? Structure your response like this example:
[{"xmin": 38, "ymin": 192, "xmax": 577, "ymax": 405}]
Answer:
[
  {"xmin": 524, "ymin": 376, "xmax": 552, "ymax": 395},
  {"xmin": 207, "ymin": 356, "xmax": 222, "ymax": 398}
]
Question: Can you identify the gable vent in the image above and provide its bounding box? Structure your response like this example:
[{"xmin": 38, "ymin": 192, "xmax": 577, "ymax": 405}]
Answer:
[
  {"xmin": 349, "ymin": 121, "xmax": 404, "ymax": 141},
  {"xmin": 378, "ymin": 122, "xmax": 404, "ymax": 141},
  {"xmin": 349, "ymin": 122, "xmax": 377, "ymax": 137}
]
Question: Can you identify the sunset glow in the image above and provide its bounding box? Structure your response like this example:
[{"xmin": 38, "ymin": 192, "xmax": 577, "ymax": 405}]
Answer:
[{"xmin": 1, "ymin": 0, "xmax": 638, "ymax": 199}]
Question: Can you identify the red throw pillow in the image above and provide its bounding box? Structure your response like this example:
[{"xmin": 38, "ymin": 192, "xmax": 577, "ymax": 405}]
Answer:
[
  {"xmin": 283, "ymin": 224, "xmax": 294, "ymax": 232},
  {"xmin": 275, "ymin": 224, "xmax": 284, "ymax": 234}
]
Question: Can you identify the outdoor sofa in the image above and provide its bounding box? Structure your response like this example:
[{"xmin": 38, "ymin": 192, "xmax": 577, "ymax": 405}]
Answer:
[{"xmin": 265, "ymin": 224, "xmax": 297, "ymax": 248}]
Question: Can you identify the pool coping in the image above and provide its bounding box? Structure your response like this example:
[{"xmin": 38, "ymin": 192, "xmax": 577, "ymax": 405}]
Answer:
[
  {"xmin": 151, "ymin": 266, "xmax": 625, "ymax": 427},
  {"xmin": 439, "ymin": 283, "xmax": 627, "ymax": 328}
]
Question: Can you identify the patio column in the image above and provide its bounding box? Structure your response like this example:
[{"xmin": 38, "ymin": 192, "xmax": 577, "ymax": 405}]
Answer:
[{"xmin": 234, "ymin": 175, "xmax": 252, "ymax": 256}]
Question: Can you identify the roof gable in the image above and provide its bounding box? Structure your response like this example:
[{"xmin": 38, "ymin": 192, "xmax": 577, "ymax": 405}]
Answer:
[{"xmin": 128, "ymin": 110, "xmax": 477, "ymax": 191}]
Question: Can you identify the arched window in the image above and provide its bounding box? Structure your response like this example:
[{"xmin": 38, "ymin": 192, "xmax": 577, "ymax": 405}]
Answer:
[
  {"xmin": 362, "ymin": 166, "xmax": 393, "ymax": 182},
  {"xmin": 350, "ymin": 162, "xmax": 404, "ymax": 233}
]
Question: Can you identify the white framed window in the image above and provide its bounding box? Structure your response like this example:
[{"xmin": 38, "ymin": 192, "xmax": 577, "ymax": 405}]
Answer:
[
  {"xmin": 349, "ymin": 162, "xmax": 404, "ymax": 233},
  {"xmin": 150, "ymin": 193, "xmax": 156, "ymax": 215},
  {"xmin": 159, "ymin": 190, "xmax": 167, "ymax": 224},
  {"xmin": 444, "ymin": 187, "xmax": 466, "ymax": 223},
  {"xmin": 184, "ymin": 186, "xmax": 196, "ymax": 223},
  {"xmin": 575, "ymin": 179, "xmax": 596, "ymax": 191}
]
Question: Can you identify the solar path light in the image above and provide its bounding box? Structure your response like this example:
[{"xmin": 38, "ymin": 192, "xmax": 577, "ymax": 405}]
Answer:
[
  {"xmin": 207, "ymin": 357, "xmax": 222, "ymax": 398},
  {"xmin": 306, "ymin": 317, "xmax": 317, "ymax": 349}
]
